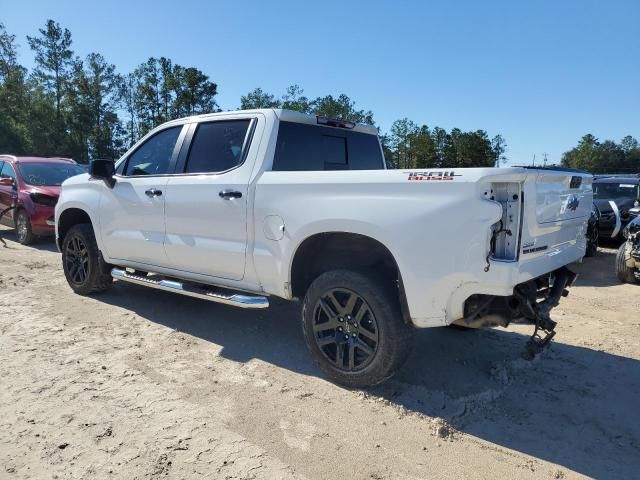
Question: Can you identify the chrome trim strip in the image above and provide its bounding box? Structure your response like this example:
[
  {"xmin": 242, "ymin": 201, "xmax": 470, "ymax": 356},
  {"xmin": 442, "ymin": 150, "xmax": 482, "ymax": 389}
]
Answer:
[
  {"xmin": 609, "ymin": 200, "xmax": 622, "ymax": 238},
  {"xmin": 111, "ymin": 268, "xmax": 269, "ymax": 309}
]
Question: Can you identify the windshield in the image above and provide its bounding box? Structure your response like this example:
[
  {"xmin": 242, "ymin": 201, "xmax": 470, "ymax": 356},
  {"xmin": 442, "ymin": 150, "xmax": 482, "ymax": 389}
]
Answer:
[
  {"xmin": 593, "ymin": 182, "xmax": 639, "ymax": 200},
  {"xmin": 17, "ymin": 163, "xmax": 86, "ymax": 186}
]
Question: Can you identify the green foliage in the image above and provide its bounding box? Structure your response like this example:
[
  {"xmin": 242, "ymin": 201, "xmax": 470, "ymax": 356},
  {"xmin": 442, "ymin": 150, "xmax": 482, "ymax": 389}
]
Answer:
[
  {"xmin": 240, "ymin": 87, "xmax": 281, "ymax": 109},
  {"xmin": 2, "ymin": 20, "xmax": 512, "ymax": 169},
  {"xmin": 0, "ymin": 20, "xmax": 221, "ymax": 160},
  {"xmin": 561, "ymin": 135, "xmax": 639, "ymax": 174},
  {"xmin": 281, "ymin": 85, "xmax": 311, "ymax": 113},
  {"xmin": 26, "ymin": 19, "xmax": 73, "ymax": 119},
  {"xmin": 65, "ymin": 53, "xmax": 123, "ymax": 161},
  {"xmin": 312, "ymin": 94, "xmax": 374, "ymax": 125},
  {"xmin": 238, "ymin": 85, "xmax": 375, "ymax": 125},
  {"xmin": 387, "ymin": 120, "xmax": 498, "ymax": 169},
  {"xmin": 173, "ymin": 66, "xmax": 218, "ymax": 117},
  {"xmin": 0, "ymin": 22, "xmax": 30, "ymax": 152},
  {"xmin": 491, "ymin": 134, "xmax": 507, "ymax": 167},
  {"xmin": 126, "ymin": 58, "xmax": 218, "ymax": 139}
]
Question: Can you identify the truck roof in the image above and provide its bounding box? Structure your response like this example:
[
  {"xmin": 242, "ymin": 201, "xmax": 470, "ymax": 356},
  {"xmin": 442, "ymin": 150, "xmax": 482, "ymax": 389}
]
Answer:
[{"xmin": 171, "ymin": 108, "xmax": 379, "ymax": 136}]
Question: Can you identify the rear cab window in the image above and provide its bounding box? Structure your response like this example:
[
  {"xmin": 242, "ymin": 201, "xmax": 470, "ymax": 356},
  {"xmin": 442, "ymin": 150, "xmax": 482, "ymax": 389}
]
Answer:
[{"xmin": 273, "ymin": 121, "xmax": 384, "ymax": 171}]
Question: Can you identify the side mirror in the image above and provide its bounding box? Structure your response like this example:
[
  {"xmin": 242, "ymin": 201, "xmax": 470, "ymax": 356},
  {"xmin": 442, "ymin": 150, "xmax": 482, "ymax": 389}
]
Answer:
[
  {"xmin": 0, "ymin": 177, "xmax": 15, "ymax": 189},
  {"xmin": 89, "ymin": 159, "xmax": 116, "ymax": 188}
]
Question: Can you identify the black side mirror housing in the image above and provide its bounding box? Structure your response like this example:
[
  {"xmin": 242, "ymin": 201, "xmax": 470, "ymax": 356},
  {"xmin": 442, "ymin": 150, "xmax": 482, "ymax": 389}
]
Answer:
[{"xmin": 89, "ymin": 159, "xmax": 116, "ymax": 188}]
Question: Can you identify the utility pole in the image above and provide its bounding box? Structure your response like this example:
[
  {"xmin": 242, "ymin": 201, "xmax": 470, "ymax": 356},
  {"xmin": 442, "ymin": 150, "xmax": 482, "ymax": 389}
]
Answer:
[{"xmin": 542, "ymin": 152, "xmax": 548, "ymax": 167}]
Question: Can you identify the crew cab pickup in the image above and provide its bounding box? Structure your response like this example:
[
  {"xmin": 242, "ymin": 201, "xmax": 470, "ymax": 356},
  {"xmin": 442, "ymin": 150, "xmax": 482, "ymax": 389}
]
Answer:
[{"xmin": 55, "ymin": 109, "xmax": 592, "ymax": 387}]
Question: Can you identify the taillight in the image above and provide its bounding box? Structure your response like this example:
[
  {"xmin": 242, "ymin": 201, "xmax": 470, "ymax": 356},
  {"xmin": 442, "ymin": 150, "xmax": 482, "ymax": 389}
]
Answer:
[{"xmin": 29, "ymin": 192, "xmax": 58, "ymax": 207}]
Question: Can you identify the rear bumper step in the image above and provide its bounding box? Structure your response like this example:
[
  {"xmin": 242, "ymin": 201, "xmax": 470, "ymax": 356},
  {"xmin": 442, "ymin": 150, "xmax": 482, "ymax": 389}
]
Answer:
[{"xmin": 111, "ymin": 268, "xmax": 269, "ymax": 309}]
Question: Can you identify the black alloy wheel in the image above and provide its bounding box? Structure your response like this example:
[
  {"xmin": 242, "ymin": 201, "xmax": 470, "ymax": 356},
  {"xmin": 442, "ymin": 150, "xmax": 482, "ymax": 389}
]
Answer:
[
  {"xmin": 302, "ymin": 269, "xmax": 414, "ymax": 388},
  {"xmin": 61, "ymin": 223, "xmax": 113, "ymax": 295},
  {"xmin": 312, "ymin": 288, "xmax": 379, "ymax": 372},
  {"xmin": 65, "ymin": 235, "xmax": 90, "ymax": 285}
]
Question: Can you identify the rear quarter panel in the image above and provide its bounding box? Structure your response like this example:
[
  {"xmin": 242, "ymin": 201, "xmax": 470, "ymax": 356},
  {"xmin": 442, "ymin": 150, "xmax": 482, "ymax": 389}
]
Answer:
[{"xmin": 253, "ymin": 168, "xmax": 505, "ymax": 326}]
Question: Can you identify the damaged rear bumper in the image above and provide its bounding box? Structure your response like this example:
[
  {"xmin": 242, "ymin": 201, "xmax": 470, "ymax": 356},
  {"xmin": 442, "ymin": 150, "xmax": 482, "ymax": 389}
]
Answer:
[
  {"xmin": 453, "ymin": 266, "xmax": 578, "ymax": 358},
  {"xmin": 454, "ymin": 266, "xmax": 577, "ymax": 330}
]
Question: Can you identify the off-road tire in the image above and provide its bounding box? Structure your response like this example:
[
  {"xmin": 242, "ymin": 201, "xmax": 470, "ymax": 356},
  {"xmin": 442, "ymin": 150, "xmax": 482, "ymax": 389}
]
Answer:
[
  {"xmin": 302, "ymin": 269, "xmax": 414, "ymax": 388},
  {"xmin": 15, "ymin": 209, "xmax": 36, "ymax": 245},
  {"xmin": 616, "ymin": 242, "xmax": 637, "ymax": 284},
  {"xmin": 62, "ymin": 224, "xmax": 113, "ymax": 295}
]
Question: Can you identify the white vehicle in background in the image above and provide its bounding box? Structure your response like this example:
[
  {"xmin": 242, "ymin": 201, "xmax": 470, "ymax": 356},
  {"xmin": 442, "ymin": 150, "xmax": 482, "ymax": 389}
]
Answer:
[{"xmin": 55, "ymin": 109, "xmax": 592, "ymax": 387}]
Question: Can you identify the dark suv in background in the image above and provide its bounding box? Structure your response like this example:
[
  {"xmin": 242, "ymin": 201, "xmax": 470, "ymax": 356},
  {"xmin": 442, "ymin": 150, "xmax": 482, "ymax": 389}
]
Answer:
[
  {"xmin": 592, "ymin": 175, "xmax": 640, "ymax": 241},
  {"xmin": 0, "ymin": 155, "xmax": 85, "ymax": 244}
]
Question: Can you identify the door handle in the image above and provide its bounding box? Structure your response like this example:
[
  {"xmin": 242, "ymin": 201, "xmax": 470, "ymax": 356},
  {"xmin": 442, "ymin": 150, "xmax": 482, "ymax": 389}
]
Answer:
[
  {"xmin": 145, "ymin": 188, "xmax": 163, "ymax": 197},
  {"xmin": 219, "ymin": 190, "xmax": 242, "ymax": 200}
]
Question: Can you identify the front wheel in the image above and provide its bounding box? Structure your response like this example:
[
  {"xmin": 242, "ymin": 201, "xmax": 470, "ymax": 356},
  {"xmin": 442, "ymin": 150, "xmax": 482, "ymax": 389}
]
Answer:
[
  {"xmin": 302, "ymin": 270, "xmax": 414, "ymax": 388},
  {"xmin": 15, "ymin": 209, "xmax": 36, "ymax": 245},
  {"xmin": 616, "ymin": 242, "xmax": 637, "ymax": 284},
  {"xmin": 62, "ymin": 224, "xmax": 113, "ymax": 295}
]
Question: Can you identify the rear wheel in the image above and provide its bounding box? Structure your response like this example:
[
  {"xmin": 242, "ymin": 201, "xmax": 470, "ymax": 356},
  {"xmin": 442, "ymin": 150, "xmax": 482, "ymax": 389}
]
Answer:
[
  {"xmin": 302, "ymin": 269, "xmax": 413, "ymax": 388},
  {"xmin": 62, "ymin": 224, "xmax": 113, "ymax": 294},
  {"xmin": 616, "ymin": 242, "xmax": 637, "ymax": 284},
  {"xmin": 15, "ymin": 209, "xmax": 35, "ymax": 245}
]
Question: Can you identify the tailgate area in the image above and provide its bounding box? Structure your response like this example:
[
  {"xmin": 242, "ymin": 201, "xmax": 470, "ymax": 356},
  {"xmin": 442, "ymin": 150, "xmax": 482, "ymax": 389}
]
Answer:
[
  {"xmin": 487, "ymin": 168, "xmax": 592, "ymax": 276},
  {"xmin": 535, "ymin": 171, "xmax": 592, "ymax": 224}
]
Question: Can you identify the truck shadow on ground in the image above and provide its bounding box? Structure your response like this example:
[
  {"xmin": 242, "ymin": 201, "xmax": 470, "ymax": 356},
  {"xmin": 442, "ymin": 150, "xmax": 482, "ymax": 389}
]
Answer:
[
  {"xmin": 0, "ymin": 228, "xmax": 58, "ymax": 252},
  {"xmin": 98, "ymin": 282, "xmax": 640, "ymax": 480},
  {"xmin": 570, "ymin": 247, "xmax": 623, "ymax": 288}
]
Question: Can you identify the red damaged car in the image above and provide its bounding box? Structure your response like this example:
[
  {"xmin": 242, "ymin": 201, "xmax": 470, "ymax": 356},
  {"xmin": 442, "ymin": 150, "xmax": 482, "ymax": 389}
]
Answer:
[{"xmin": 0, "ymin": 155, "xmax": 86, "ymax": 244}]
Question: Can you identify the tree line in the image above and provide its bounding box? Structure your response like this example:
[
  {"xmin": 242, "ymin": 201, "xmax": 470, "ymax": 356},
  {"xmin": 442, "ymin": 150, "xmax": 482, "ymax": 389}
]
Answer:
[
  {"xmin": 239, "ymin": 86, "xmax": 506, "ymax": 169},
  {"xmin": 0, "ymin": 19, "xmax": 506, "ymax": 168},
  {"xmin": 0, "ymin": 20, "xmax": 218, "ymax": 162},
  {"xmin": 561, "ymin": 134, "xmax": 640, "ymax": 174},
  {"xmin": 2, "ymin": 19, "xmax": 637, "ymax": 173}
]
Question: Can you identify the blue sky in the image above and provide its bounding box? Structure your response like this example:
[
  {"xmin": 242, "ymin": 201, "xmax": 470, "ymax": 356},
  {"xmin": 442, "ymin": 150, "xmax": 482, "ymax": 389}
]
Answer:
[{"xmin": 3, "ymin": 0, "xmax": 639, "ymax": 164}]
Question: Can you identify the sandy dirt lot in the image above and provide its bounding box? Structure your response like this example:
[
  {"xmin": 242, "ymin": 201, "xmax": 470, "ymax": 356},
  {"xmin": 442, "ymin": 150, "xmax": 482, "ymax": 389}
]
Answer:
[{"xmin": 1, "ymin": 228, "xmax": 639, "ymax": 480}]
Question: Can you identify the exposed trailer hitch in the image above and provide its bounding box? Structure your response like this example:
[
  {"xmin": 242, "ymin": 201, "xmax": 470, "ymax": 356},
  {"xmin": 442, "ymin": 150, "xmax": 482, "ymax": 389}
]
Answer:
[
  {"xmin": 515, "ymin": 267, "xmax": 576, "ymax": 359},
  {"xmin": 459, "ymin": 266, "xmax": 577, "ymax": 359}
]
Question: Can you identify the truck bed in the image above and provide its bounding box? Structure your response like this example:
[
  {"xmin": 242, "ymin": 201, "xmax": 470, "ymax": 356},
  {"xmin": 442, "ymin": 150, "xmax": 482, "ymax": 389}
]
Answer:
[{"xmin": 253, "ymin": 167, "xmax": 592, "ymax": 327}]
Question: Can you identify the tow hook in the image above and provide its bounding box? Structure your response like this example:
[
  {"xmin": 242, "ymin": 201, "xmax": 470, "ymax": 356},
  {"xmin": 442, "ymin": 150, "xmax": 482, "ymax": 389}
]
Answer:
[
  {"xmin": 524, "ymin": 319, "xmax": 557, "ymax": 360},
  {"xmin": 521, "ymin": 267, "xmax": 576, "ymax": 360}
]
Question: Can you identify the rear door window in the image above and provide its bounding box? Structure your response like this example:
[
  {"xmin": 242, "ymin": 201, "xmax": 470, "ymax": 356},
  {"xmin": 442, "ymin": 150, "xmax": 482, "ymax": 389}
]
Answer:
[
  {"xmin": 273, "ymin": 121, "xmax": 383, "ymax": 171},
  {"xmin": 184, "ymin": 120, "xmax": 251, "ymax": 174}
]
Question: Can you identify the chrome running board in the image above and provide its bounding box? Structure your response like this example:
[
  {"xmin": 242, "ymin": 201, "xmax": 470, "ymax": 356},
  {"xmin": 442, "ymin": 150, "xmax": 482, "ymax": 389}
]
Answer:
[{"xmin": 111, "ymin": 268, "xmax": 269, "ymax": 309}]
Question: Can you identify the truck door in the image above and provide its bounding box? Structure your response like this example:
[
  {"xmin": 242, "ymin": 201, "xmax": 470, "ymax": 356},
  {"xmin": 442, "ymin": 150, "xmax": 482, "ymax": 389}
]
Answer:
[
  {"xmin": 100, "ymin": 125, "xmax": 185, "ymax": 266},
  {"xmin": 163, "ymin": 116, "xmax": 259, "ymax": 281}
]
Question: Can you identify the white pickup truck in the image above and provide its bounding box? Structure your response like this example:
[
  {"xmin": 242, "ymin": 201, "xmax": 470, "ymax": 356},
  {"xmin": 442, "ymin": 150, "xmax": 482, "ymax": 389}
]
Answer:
[{"xmin": 55, "ymin": 109, "xmax": 592, "ymax": 387}]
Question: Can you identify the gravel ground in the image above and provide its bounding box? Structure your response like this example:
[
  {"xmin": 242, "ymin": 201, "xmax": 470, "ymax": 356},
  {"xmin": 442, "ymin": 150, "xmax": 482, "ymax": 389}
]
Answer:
[{"xmin": 1, "ymin": 227, "xmax": 639, "ymax": 479}]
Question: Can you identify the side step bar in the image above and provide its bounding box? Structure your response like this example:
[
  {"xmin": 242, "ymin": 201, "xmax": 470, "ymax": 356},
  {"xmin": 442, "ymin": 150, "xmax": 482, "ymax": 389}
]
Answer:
[{"xmin": 111, "ymin": 268, "xmax": 269, "ymax": 309}]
